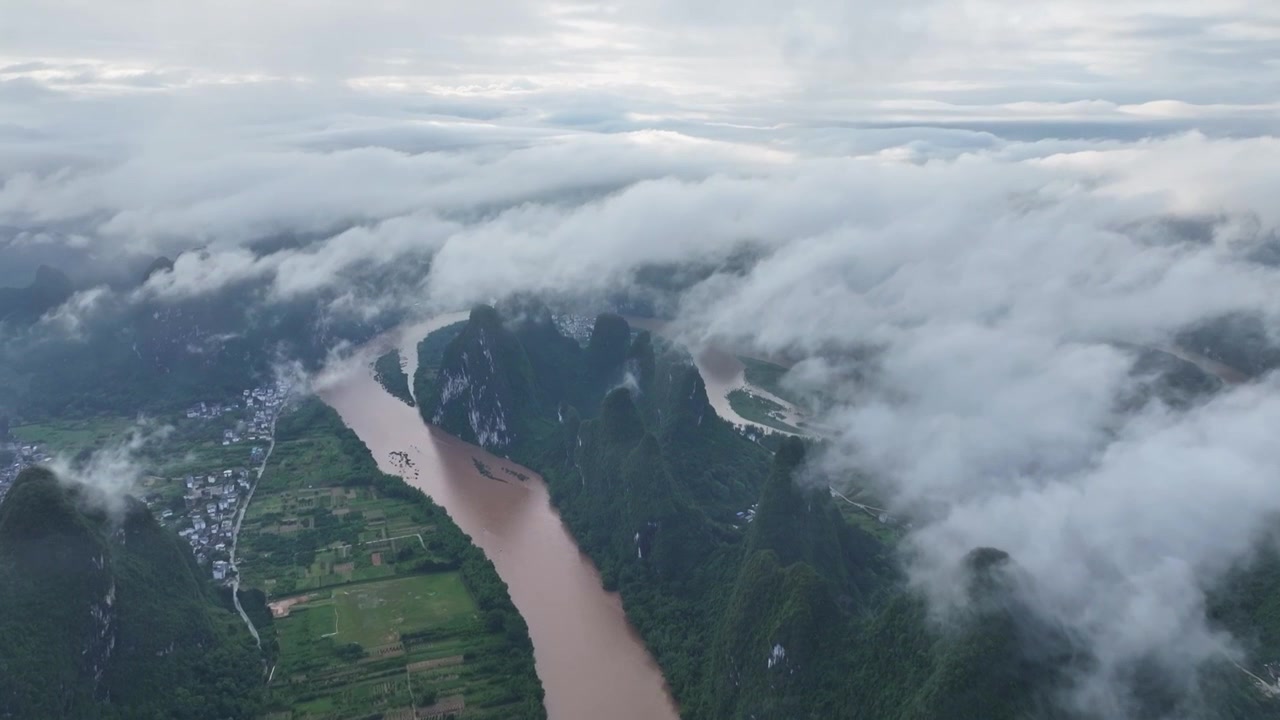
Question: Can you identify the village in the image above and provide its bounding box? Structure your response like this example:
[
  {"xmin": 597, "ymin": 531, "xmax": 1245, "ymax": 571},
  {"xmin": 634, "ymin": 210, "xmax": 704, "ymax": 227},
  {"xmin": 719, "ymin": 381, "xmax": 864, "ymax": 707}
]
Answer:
[
  {"xmin": 150, "ymin": 379, "xmax": 290, "ymax": 582},
  {"xmin": 0, "ymin": 441, "xmax": 51, "ymax": 504}
]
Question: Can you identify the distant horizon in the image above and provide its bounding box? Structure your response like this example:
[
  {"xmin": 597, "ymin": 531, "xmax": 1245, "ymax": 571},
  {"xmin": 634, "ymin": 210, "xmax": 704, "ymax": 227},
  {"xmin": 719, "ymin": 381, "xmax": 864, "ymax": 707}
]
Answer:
[{"xmin": 4, "ymin": 3, "xmax": 1280, "ymax": 719}]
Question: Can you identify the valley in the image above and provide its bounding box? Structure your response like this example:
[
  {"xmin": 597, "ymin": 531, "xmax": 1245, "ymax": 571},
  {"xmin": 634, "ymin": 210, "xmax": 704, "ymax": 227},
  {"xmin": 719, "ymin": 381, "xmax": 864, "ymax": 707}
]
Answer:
[
  {"xmin": 319, "ymin": 347, "xmax": 682, "ymax": 720},
  {"xmin": 236, "ymin": 399, "xmax": 545, "ymax": 720},
  {"xmin": 6, "ymin": 11, "xmax": 1280, "ymax": 718},
  {"xmin": 0, "ymin": 369, "xmax": 545, "ymax": 719},
  {"xmin": 385, "ymin": 304, "xmax": 1280, "ymax": 720},
  {"xmin": 2, "ymin": 300, "xmax": 1276, "ymax": 720}
]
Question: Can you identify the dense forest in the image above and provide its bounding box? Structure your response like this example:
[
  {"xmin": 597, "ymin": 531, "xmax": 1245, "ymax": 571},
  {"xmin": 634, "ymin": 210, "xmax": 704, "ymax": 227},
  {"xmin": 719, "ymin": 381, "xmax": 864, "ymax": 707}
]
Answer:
[
  {"xmin": 0, "ymin": 468, "xmax": 263, "ymax": 719},
  {"xmin": 0, "ymin": 257, "xmax": 402, "ymax": 422},
  {"xmin": 373, "ymin": 349, "xmax": 415, "ymax": 406},
  {"xmin": 418, "ymin": 304, "xmax": 1280, "ymax": 720}
]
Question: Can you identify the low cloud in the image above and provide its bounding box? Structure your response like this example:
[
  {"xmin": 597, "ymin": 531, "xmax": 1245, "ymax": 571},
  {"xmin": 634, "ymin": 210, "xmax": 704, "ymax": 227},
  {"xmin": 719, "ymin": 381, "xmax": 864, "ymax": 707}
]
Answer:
[
  {"xmin": 46, "ymin": 419, "xmax": 172, "ymax": 518},
  {"xmin": 4, "ymin": 4, "xmax": 1280, "ymax": 714}
]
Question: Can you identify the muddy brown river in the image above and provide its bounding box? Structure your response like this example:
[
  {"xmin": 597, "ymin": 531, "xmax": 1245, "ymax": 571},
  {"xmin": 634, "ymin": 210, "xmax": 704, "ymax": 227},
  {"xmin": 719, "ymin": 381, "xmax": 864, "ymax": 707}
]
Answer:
[
  {"xmin": 625, "ymin": 316, "xmax": 807, "ymax": 435},
  {"xmin": 316, "ymin": 317, "xmax": 680, "ymax": 720}
]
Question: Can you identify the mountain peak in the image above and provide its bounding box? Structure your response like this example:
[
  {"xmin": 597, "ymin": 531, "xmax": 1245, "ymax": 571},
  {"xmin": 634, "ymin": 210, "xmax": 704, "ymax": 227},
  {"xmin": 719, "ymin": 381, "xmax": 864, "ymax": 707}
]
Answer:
[
  {"xmin": 32, "ymin": 264, "xmax": 72, "ymax": 288},
  {"xmin": 774, "ymin": 436, "xmax": 806, "ymax": 470},
  {"xmin": 0, "ymin": 466, "xmax": 260, "ymax": 718},
  {"xmin": 587, "ymin": 313, "xmax": 631, "ymax": 380},
  {"xmin": 601, "ymin": 387, "xmax": 646, "ymax": 445},
  {"xmin": 141, "ymin": 256, "xmax": 175, "ymax": 283},
  {"xmin": 626, "ymin": 330, "xmax": 656, "ymax": 391},
  {"xmin": 424, "ymin": 304, "xmax": 541, "ymax": 451},
  {"xmin": 0, "ymin": 265, "xmax": 74, "ymax": 325},
  {"xmin": 469, "ymin": 303, "xmax": 502, "ymax": 327}
]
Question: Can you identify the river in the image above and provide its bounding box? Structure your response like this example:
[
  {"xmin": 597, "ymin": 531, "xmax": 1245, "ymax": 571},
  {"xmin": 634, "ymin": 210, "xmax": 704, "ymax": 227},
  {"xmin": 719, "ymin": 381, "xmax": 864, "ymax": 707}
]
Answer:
[
  {"xmin": 315, "ymin": 316, "xmax": 680, "ymax": 720},
  {"xmin": 625, "ymin": 316, "xmax": 809, "ymax": 435}
]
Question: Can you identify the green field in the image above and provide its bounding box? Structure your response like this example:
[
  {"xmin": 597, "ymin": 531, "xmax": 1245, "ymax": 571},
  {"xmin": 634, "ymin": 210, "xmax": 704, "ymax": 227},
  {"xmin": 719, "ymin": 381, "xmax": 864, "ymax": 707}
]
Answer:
[
  {"xmin": 247, "ymin": 400, "xmax": 544, "ymax": 720},
  {"xmin": 332, "ymin": 573, "xmax": 475, "ymax": 647},
  {"xmin": 272, "ymin": 573, "xmax": 480, "ymax": 662},
  {"xmin": 237, "ymin": 428, "xmax": 448, "ymax": 592},
  {"xmin": 270, "ymin": 571, "xmax": 518, "ymax": 719},
  {"xmin": 12, "ymin": 410, "xmax": 263, "ymax": 500},
  {"xmin": 835, "ymin": 500, "xmax": 902, "ymax": 544},
  {"xmin": 738, "ymin": 356, "xmax": 808, "ymax": 409},
  {"xmin": 727, "ymin": 388, "xmax": 803, "ymax": 434},
  {"xmin": 235, "ymin": 427, "xmax": 452, "ymax": 595},
  {"xmin": 11, "ymin": 416, "xmax": 136, "ymax": 456}
]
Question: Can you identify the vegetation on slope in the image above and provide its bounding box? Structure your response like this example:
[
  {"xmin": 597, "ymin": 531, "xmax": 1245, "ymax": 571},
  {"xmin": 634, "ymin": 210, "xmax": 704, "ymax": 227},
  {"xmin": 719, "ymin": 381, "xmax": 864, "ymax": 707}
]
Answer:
[
  {"xmin": 0, "ymin": 468, "xmax": 263, "ymax": 720},
  {"xmin": 419, "ymin": 306, "xmax": 544, "ymax": 452},
  {"xmin": 415, "ymin": 305, "xmax": 1280, "ymax": 720},
  {"xmin": 373, "ymin": 348, "xmax": 415, "ymax": 406},
  {"xmin": 0, "ymin": 261, "xmax": 397, "ymax": 422}
]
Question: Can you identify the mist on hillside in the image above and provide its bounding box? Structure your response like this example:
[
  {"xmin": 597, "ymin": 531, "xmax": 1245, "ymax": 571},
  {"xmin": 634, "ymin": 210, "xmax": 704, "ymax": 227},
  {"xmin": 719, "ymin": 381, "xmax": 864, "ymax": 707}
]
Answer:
[{"xmin": 5, "ymin": 1, "xmax": 1280, "ymax": 715}]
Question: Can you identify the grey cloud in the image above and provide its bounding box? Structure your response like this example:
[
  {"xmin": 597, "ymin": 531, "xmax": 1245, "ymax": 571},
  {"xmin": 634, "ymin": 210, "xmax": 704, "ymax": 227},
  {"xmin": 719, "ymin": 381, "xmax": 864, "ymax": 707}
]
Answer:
[
  {"xmin": 46, "ymin": 419, "xmax": 172, "ymax": 518},
  {"xmin": 4, "ymin": 3, "xmax": 1280, "ymax": 715}
]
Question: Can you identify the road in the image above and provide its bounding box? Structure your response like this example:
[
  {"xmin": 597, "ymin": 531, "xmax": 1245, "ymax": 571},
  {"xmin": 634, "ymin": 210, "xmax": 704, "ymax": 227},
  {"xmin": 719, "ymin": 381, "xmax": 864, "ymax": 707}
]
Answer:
[
  {"xmin": 828, "ymin": 486, "xmax": 886, "ymax": 517},
  {"xmin": 227, "ymin": 403, "xmax": 284, "ymax": 647}
]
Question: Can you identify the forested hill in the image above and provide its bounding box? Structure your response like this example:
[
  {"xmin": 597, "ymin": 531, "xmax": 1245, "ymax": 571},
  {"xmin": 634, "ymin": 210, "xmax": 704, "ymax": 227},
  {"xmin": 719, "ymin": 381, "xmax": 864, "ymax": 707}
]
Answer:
[
  {"xmin": 0, "ymin": 468, "xmax": 262, "ymax": 720},
  {"xmin": 416, "ymin": 305, "xmax": 1280, "ymax": 720},
  {"xmin": 0, "ymin": 263, "xmax": 397, "ymax": 422},
  {"xmin": 0, "ymin": 265, "xmax": 73, "ymax": 327}
]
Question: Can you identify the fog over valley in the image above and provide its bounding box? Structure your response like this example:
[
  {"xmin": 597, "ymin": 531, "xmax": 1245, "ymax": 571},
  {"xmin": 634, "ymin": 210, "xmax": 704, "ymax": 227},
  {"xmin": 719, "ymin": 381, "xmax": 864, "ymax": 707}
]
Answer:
[{"xmin": 3, "ymin": 2, "xmax": 1280, "ymax": 719}]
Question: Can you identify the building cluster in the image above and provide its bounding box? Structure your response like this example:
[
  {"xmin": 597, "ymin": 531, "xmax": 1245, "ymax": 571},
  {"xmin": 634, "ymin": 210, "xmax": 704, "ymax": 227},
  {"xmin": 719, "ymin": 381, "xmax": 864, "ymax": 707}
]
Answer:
[
  {"xmin": 158, "ymin": 380, "xmax": 289, "ymax": 581},
  {"xmin": 239, "ymin": 384, "xmax": 284, "ymax": 442},
  {"xmin": 0, "ymin": 442, "xmax": 50, "ymax": 503},
  {"xmin": 554, "ymin": 314, "xmax": 597, "ymax": 343},
  {"xmin": 186, "ymin": 382, "xmax": 287, "ymax": 447},
  {"xmin": 172, "ymin": 467, "xmax": 254, "ymax": 578},
  {"xmin": 184, "ymin": 400, "xmax": 234, "ymax": 421}
]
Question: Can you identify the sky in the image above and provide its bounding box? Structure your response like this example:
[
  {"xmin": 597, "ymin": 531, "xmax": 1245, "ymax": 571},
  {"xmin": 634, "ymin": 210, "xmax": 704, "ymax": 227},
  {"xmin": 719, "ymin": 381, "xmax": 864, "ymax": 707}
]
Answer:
[{"xmin": 4, "ymin": 1, "xmax": 1280, "ymax": 716}]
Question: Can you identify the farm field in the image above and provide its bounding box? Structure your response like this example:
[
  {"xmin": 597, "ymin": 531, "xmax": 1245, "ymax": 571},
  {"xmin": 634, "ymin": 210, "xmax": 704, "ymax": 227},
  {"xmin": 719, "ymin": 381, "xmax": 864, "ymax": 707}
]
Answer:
[
  {"xmin": 11, "ymin": 415, "xmax": 136, "ymax": 456},
  {"xmin": 236, "ymin": 430, "xmax": 448, "ymax": 595},
  {"xmin": 268, "ymin": 572, "xmax": 513, "ymax": 720},
  {"xmin": 248, "ymin": 400, "xmax": 543, "ymax": 720},
  {"xmin": 12, "ymin": 408, "xmax": 265, "ymax": 494},
  {"xmin": 331, "ymin": 573, "xmax": 475, "ymax": 647}
]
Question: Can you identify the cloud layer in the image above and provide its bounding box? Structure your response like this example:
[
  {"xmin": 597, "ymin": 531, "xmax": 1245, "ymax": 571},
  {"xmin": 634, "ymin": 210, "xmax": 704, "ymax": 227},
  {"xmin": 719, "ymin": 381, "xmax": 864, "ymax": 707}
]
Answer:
[{"xmin": 5, "ymin": 2, "xmax": 1280, "ymax": 716}]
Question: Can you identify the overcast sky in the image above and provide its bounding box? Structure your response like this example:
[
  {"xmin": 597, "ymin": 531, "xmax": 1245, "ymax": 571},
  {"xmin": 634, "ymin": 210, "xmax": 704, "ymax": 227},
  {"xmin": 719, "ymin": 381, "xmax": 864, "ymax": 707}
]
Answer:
[
  {"xmin": 3, "ymin": 0, "xmax": 1280, "ymax": 141},
  {"xmin": 5, "ymin": 3, "xmax": 1280, "ymax": 716}
]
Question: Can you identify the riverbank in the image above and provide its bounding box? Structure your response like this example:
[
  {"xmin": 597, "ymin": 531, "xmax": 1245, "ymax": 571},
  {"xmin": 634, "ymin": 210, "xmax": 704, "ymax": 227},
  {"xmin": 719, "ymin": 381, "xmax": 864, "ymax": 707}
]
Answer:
[
  {"xmin": 236, "ymin": 399, "xmax": 544, "ymax": 719},
  {"xmin": 317, "ymin": 358, "xmax": 680, "ymax": 720}
]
